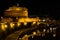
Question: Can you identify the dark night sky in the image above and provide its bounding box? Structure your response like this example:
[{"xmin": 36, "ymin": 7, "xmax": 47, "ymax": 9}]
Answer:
[{"xmin": 0, "ymin": 0, "xmax": 60, "ymax": 19}]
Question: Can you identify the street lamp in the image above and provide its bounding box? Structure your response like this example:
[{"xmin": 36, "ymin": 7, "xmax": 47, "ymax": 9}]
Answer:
[
  {"xmin": 1, "ymin": 23, "xmax": 7, "ymax": 31},
  {"xmin": 43, "ymin": 29, "xmax": 46, "ymax": 33},
  {"xmin": 37, "ymin": 22, "xmax": 40, "ymax": 25},
  {"xmin": 24, "ymin": 22, "xmax": 27, "ymax": 26},
  {"xmin": 17, "ymin": 22, "xmax": 21, "ymax": 27},
  {"xmin": 50, "ymin": 27, "xmax": 53, "ymax": 32},
  {"xmin": 5, "ymin": 24, "xmax": 8, "ymax": 28},
  {"xmin": 53, "ymin": 34, "xmax": 56, "ymax": 37},
  {"xmin": 32, "ymin": 32, "xmax": 36, "ymax": 35},
  {"xmin": 10, "ymin": 22, "xmax": 15, "ymax": 28},
  {"xmin": 32, "ymin": 22, "xmax": 36, "ymax": 26}
]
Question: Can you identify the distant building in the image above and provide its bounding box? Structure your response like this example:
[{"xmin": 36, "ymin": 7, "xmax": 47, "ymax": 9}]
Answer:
[
  {"xmin": 4, "ymin": 6, "xmax": 28, "ymax": 17},
  {"xmin": 1, "ymin": 4, "xmax": 40, "ymax": 23}
]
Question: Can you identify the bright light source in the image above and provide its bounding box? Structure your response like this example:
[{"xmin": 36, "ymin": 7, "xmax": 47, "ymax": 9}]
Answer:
[
  {"xmin": 37, "ymin": 22, "xmax": 40, "ymax": 25},
  {"xmin": 33, "ymin": 32, "xmax": 36, "ymax": 35},
  {"xmin": 10, "ymin": 22, "xmax": 15, "ymax": 28},
  {"xmin": 1, "ymin": 17, "xmax": 3, "ymax": 19},
  {"xmin": 50, "ymin": 27, "xmax": 52, "ymax": 32},
  {"xmin": 24, "ymin": 22, "xmax": 27, "ymax": 25},
  {"xmin": 1, "ymin": 23, "xmax": 6, "ymax": 31},
  {"xmin": 16, "ymin": 8, "xmax": 20, "ymax": 10},
  {"xmin": 43, "ymin": 29, "xmax": 46, "ymax": 32},
  {"xmin": 32, "ymin": 36, "xmax": 34, "ymax": 38},
  {"xmin": 53, "ymin": 27, "xmax": 57, "ymax": 30},
  {"xmin": 32, "ymin": 22, "xmax": 36, "ymax": 25},
  {"xmin": 5, "ymin": 24, "xmax": 8, "ymax": 28},
  {"xmin": 19, "ymin": 38, "xmax": 22, "ymax": 40},
  {"xmin": 25, "ymin": 34, "xmax": 28, "ymax": 37},
  {"xmin": 17, "ymin": 22, "xmax": 21, "ymax": 26},
  {"xmin": 50, "ymin": 27, "xmax": 53, "ymax": 30},
  {"xmin": 43, "ymin": 19, "xmax": 45, "ymax": 22},
  {"xmin": 53, "ymin": 34, "xmax": 56, "ymax": 37}
]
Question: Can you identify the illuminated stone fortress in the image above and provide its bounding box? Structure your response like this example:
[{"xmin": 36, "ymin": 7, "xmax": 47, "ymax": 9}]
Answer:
[
  {"xmin": 0, "ymin": 4, "xmax": 40, "ymax": 31},
  {"xmin": 1, "ymin": 4, "xmax": 40, "ymax": 23}
]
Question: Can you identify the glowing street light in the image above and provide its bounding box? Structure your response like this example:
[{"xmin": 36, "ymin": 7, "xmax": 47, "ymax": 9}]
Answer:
[
  {"xmin": 5, "ymin": 24, "xmax": 8, "ymax": 28},
  {"xmin": 53, "ymin": 34, "xmax": 56, "ymax": 37},
  {"xmin": 1, "ymin": 16, "xmax": 3, "ymax": 19},
  {"xmin": 37, "ymin": 22, "xmax": 40, "ymax": 25},
  {"xmin": 32, "ymin": 22, "xmax": 36, "ymax": 26},
  {"xmin": 10, "ymin": 22, "xmax": 15, "ymax": 28},
  {"xmin": 17, "ymin": 22, "xmax": 21, "ymax": 27},
  {"xmin": 1, "ymin": 23, "xmax": 7, "ymax": 31},
  {"xmin": 24, "ymin": 22, "xmax": 27, "ymax": 26},
  {"xmin": 53, "ymin": 27, "xmax": 57, "ymax": 30},
  {"xmin": 33, "ymin": 22, "xmax": 36, "ymax": 24},
  {"xmin": 50, "ymin": 27, "xmax": 53, "ymax": 32},
  {"xmin": 43, "ymin": 29, "xmax": 46, "ymax": 32},
  {"xmin": 42, "ymin": 19, "xmax": 45, "ymax": 22},
  {"xmin": 33, "ymin": 32, "xmax": 36, "ymax": 35}
]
